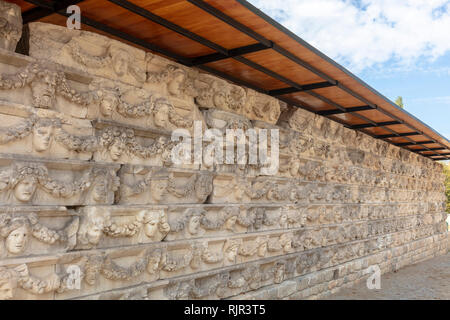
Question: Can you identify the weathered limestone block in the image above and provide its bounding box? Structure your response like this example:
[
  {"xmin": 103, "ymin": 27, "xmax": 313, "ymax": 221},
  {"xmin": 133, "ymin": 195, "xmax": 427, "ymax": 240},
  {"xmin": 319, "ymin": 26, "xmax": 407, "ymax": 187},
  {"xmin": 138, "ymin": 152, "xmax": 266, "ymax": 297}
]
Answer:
[
  {"xmin": 0, "ymin": 1, "xmax": 22, "ymax": 52},
  {"xmin": 210, "ymin": 174, "xmax": 295, "ymax": 204},
  {"xmin": 86, "ymin": 77, "xmax": 201, "ymax": 132},
  {"xmin": 201, "ymin": 108, "xmax": 262, "ymax": 174},
  {"xmin": 28, "ymin": 22, "xmax": 146, "ymax": 87},
  {"xmin": 75, "ymin": 206, "xmax": 170, "ymax": 250},
  {"xmin": 252, "ymin": 120, "xmax": 296, "ymax": 155},
  {"xmin": 0, "ymin": 260, "xmax": 60, "ymax": 300},
  {"xmin": 243, "ymin": 89, "xmax": 282, "ymax": 124},
  {"xmin": 30, "ymin": 230, "xmax": 448, "ymax": 300},
  {"xmin": 0, "ymin": 155, "xmax": 119, "ymax": 205},
  {"xmin": 165, "ymin": 204, "xmax": 302, "ymax": 240},
  {"xmin": 195, "ymin": 73, "xmax": 247, "ymax": 114},
  {"xmin": 279, "ymin": 106, "xmax": 315, "ymax": 136},
  {"xmin": 165, "ymin": 205, "xmax": 244, "ymax": 240},
  {"xmin": 92, "ymin": 120, "xmax": 181, "ymax": 167},
  {"xmin": 0, "ymin": 100, "xmax": 94, "ymax": 160},
  {"xmin": 0, "ymin": 51, "xmax": 93, "ymax": 118},
  {"xmin": 145, "ymin": 53, "xmax": 205, "ymax": 131},
  {"xmin": 117, "ymin": 166, "xmax": 213, "ymax": 205},
  {"xmin": 0, "ymin": 206, "xmax": 78, "ymax": 258}
]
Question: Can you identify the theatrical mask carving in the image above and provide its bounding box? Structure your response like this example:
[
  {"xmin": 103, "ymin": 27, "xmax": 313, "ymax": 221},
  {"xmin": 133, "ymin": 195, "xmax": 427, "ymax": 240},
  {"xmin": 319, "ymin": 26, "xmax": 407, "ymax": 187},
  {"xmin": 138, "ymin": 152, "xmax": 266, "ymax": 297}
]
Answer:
[
  {"xmin": 238, "ymin": 236, "xmax": 269, "ymax": 258},
  {"xmin": 195, "ymin": 74, "xmax": 246, "ymax": 113},
  {"xmin": 152, "ymin": 97, "xmax": 193, "ymax": 129},
  {"xmin": 0, "ymin": 213, "xmax": 78, "ymax": 256},
  {"xmin": 223, "ymin": 239, "xmax": 242, "ymax": 264},
  {"xmin": 243, "ymin": 89, "xmax": 281, "ymax": 124},
  {"xmin": 58, "ymin": 248, "xmax": 164, "ymax": 290},
  {"xmin": 29, "ymin": 22, "xmax": 146, "ymax": 86},
  {"xmin": 120, "ymin": 168, "xmax": 212, "ymax": 205},
  {"xmin": 0, "ymin": 160, "xmax": 119, "ymax": 205},
  {"xmin": 0, "ymin": 264, "xmax": 61, "ymax": 300},
  {"xmin": 0, "ymin": 162, "xmax": 85, "ymax": 204},
  {"xmin": 285, "ymin": 108, "xmax": 315, "ymax": 135},
  {"xmin": 89, "ymin": 83, "xmax": 191, "ymax": 130},
  {"xmin": 96, "ymin": 125, "xmax": 173, "ymax": 165},
  {"xmin": 0, "ymin": 114, "xmax": 97, "ymax": 158},
  {"xmin": 0, "ymin": 1, "xmax": 22, "ymax": 52},
  {"xmin": 146, "ymin": 60, "xmax": 197, "ymax": 100},
  {"xmin": 169, "ymin": 208, "xmax": 206, "ymax": 237},
  {"xmin": 77, "ymin": 207, "xmax": 110, "ymax": 248},
  {"xmin": 211, "ymin": 176, "xmax": 293, "ymax": 203},
  {"xmin": 118, "ymin": 169, "xmax": 169, "ymax": 204},
  {"xmin": 202, "ymin": 206, "xmax": 241, "ymax": 232},
  {"xmin": 0, "ymin": 61, "xmax": 93, "ymax": 109}
]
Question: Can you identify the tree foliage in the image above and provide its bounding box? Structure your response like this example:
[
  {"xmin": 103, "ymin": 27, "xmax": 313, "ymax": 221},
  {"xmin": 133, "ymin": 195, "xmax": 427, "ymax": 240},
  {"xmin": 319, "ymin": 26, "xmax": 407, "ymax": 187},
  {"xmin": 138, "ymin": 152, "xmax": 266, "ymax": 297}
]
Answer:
[{"xmin": 395, "ymin": 96, "xmax": 404, "ymax": 108}]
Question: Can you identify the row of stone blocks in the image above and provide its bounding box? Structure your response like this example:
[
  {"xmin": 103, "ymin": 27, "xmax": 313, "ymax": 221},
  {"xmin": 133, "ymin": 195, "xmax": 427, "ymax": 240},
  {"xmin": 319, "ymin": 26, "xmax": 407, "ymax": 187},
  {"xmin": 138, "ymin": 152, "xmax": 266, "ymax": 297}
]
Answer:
[
  {"xmin": 0, "ymin": 222, "xmax": 446, "ymax": 299},
  {"xmin": 0, "ymin": 2, "xmax": 447, "ymax": 300},
  {"xmin": 237, "ymin": 234, "xmax": 448, "ymax": 300}
]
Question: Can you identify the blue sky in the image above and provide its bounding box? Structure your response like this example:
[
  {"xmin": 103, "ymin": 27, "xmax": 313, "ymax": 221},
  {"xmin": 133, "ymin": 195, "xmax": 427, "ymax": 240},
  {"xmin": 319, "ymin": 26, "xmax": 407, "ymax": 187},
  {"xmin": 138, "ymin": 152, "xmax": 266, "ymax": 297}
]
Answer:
[{"xmin": 248, "ymin": 0, "xmax": 450, "ymax": 141}]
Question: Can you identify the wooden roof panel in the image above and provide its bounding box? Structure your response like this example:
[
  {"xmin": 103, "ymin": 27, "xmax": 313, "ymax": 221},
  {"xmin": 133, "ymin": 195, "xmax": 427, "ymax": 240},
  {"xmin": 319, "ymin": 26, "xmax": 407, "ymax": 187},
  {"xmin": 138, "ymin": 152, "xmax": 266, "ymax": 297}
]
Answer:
[
  {"xmin": 329, "ymin": 113, "xmax": 368, "ymax": 125},
  {"xmin": 312, "ymin": 87, "xmax": 364, "ymax": 107},
  {"xmin": 282, "ymin": 92, "xmax": 335, "ymax": 111},
  {"xmin": 78, "ymin": 0, "xmax": 217, "ymax": 58},
  {"xmin": 242, "ymin": 50, "xmax": 324, "ymax": 85},
  {"xmin": 204, "ymin": 59, "xmax": 286, "ymax": 90},
  {"xmin": 134, "ymin": 0, "xmax": 258, "ymax": 49}
]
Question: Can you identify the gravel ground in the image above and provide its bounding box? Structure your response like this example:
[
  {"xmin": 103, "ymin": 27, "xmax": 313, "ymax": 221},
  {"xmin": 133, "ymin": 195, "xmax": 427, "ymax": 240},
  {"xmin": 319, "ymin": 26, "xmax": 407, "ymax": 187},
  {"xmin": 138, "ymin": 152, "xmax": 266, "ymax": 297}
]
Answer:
[{"xmin": 325, "ymin": 252, "xmax": 450, "ymax": 300}]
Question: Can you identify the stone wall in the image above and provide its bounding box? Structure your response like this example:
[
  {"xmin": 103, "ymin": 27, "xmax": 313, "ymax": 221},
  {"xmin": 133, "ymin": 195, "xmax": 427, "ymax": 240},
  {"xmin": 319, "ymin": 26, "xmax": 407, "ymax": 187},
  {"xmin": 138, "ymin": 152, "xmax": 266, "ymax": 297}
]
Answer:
[{"xmin": 0, "ymin": 8, "xmax": 447, "ymax": 300}]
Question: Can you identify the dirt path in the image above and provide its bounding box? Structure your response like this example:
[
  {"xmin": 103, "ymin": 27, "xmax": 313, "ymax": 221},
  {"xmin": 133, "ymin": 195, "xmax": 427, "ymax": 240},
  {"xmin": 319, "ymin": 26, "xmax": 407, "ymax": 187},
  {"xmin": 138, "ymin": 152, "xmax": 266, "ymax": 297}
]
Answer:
[{"xmin": 326, "ymin": 253, "xmax": 450, "ymax": 300}]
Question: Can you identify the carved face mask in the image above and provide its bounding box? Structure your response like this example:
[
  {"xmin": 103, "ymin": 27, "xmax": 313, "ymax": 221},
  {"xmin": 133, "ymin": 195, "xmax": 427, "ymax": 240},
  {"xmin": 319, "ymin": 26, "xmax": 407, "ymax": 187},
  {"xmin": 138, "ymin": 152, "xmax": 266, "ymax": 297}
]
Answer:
[
  {"xmin": 151, "ymin": 180, "xmax": 167, "ymax": 202},
  {"xmin": 112, "ymin": 50, "xmax": 129, "ymax": 77},
  {"xmin": 87, "ymin": 217, "xmax": 105, "ymax": 245},
  {"xmin": 14, "ymin": 176, "xmax": 37, "ymax": 202},
  {"xmin": 100, "ymin": 95, "xmax": 118, "ymax": 117},
  {"xmin": 92, "ymin": 176, "xmax": 107, "ymax": 203},
  {"xmin": 144, "ymin": 217, "xmax": 159, "ymax": 238},
  {"xmin": 224, "ymin": 216, "xmax": 237, "ymax": 231},
  {"xmin": 213, "ymin": 92, "xmax": 227, "ymax": 109},
  {"xmin": 0, "ymin": 5, "xmax": 21, "ymax": 51},
  {"xmin": 154, "ymin": 104, "xmax": 169, "ymax": 128},
  {"xmin": 0, "ymin": 278, "xmax": 16, "ymax": 300},
  {"xmin": 257, "ymin": 241, "xmax": 267, "ymax": 257},
  {"xmin": 109, "ymin": 140, "xmax": 125, "ymax": 161},
  {"xmin": 146, "ymin": 252, "xmax": 161, "ymax": 274},
  {"xmin": 225, "ymin": 244, "xmax": 239, "ymax": 262},
  {"xmin": 32, "ymin": 125, "xmax": 53, "ymax": 152},
  {"xmin": 31, "ymin": 78, "xmax": 56, "ymax": 109},
  {"xmin": 5, "ymin": 225, "xmax": 29, "ymax": 254},
  {"xmin": 167, "ymin": 72, "xmax": 185, "ymax": 96},
  {"xmin": 274, "ymin": 265, "xmax": 285, "ymax": 283},
  {"xmin": 279, "ymin": 214, "xmax": 288, "ymax": 228},
  {"xmin": 188, "ymin": 215, "xmax": 201, "ymax": 235}
]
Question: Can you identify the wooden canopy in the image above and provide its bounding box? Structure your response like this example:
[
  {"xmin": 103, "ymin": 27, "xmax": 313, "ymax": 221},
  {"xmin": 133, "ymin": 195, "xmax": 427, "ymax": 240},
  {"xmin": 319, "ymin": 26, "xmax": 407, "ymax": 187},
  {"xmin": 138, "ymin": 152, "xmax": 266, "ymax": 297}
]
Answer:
[{"xmin": 9, "ymin": 0, "xmax": 450, "ymax": 161}]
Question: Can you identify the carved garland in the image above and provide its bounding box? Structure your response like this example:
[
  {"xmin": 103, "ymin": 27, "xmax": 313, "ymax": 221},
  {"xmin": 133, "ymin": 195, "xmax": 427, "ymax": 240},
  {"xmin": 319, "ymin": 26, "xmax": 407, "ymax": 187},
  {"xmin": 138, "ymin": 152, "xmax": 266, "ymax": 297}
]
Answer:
[
  {"xmin": 0, "ymin": 62, "xmax": 93, "ymax": 106},
  {"xmin": 0, "ymin": 163, "xmax": 92, "ymax": 199}
]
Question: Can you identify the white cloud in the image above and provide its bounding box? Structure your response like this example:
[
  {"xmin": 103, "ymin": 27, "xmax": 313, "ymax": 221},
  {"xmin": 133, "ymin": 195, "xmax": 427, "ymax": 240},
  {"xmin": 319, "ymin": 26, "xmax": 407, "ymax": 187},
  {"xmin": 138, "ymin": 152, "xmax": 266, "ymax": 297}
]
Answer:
[
  {"xmin": 411, "ymin": 96, "xmax": 450, "ymax": 104},
  {"xmin": 248, "ymin": 0, "xmax": 450, "ymax": 72}
]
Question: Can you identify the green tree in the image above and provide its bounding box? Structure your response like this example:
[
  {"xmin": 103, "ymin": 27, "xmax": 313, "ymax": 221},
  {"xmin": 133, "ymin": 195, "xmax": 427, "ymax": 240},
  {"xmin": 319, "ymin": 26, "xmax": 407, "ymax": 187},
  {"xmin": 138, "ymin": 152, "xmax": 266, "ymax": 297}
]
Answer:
[{"xmin": 395, "ymin": 96, "xmax": 404, "ymax": 108}]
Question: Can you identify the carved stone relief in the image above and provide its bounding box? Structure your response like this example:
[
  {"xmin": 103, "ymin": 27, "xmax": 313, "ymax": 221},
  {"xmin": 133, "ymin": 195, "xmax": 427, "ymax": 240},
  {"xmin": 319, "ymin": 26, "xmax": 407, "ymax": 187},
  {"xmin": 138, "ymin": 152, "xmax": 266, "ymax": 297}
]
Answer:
[
  {"xmin": 118, "ymin": 166, "xmax": 213, "ymax": 205},
  {"xmin": 0, "ymin": 156, "xmax": 119, "ymax": 205},
  {"xmin": 29, "ymin": 22, "xmax": 146, "ymax": 87},
  {"xmin": 0, "ymin": 1, "xmax": 22, "ymax": 52},
  {"xmin": 0, "ymin": 207, "xmax": 78, "ymax": 257}
]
